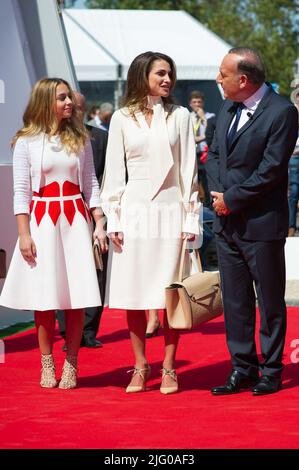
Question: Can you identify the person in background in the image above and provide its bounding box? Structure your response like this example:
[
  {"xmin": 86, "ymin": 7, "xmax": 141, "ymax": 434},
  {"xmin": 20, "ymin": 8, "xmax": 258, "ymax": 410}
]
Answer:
[
  {"xmin": 57, "ymin": 91, "xmax": 109, "ymax": 350},
  {"xmin": 86, "ymin": 105, "xmax": 99, "ymax": 123},
  {"xmin": 200, "ymin": 207, "xmax": 215, "ymax": 271},
  {"xmin": 197, "ymin": 109, "xmax": 217, "ymax": 270},
  {"xmin": 88, "ymin": 102, "xmax": 113, "ymax": 132},
  {"xmin": 206, "ymin": 47, "xmax": 298, "ymax": 396},
  {"xmin": 189, "ymin": 90, "xmax": 215, "ymax": 207},
  {"xmin": 100, "ymin": 51, "xmax": 201, "ymax": 395},
  {"xmin": 0, "ymin": 78, "xmax": 104, "ymax": 389}
]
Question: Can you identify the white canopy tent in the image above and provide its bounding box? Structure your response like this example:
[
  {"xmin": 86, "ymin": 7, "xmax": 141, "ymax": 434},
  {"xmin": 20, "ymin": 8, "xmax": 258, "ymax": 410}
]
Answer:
[{"xmin": 63, "ymin": 9, "xmax": 231, "ymax": 82}]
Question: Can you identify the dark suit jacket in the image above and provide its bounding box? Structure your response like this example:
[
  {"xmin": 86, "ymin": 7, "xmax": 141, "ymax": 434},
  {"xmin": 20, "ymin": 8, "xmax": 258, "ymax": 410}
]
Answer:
[
  {"xmin": 86, "ymin": 124, "xmax": 108, "ymax": 184},
  {"xmin": 205, "ymin": 115, "xmax": 217, "ymax": 147},
  {"xmin": 206, "ymin": 86, "xmax": 298, "ymax": 240}
]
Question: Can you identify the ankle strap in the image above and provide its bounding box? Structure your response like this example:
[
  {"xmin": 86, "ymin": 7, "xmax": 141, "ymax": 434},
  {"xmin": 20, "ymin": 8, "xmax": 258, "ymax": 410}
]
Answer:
[
  {"xmin": 161, "ymin": 368, "xmax": 177, "ymax": 381},
  {"xmin": 127, "ymin": 366, "xmax": 150, "ymax": 380}
]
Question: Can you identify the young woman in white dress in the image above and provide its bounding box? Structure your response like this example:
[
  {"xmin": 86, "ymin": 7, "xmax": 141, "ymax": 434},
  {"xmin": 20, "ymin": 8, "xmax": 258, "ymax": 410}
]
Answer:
[
  {"xmin": 100, "ymin": 52, "xmax": 201, "ymax": 394},
  {"xmin": 0, "ymin": 78, "xmax": 106, "ymax": 389}
]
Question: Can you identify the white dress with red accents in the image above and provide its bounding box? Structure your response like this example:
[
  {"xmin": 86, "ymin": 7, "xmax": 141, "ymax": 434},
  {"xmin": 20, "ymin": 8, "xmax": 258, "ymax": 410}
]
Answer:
[{"xmin": 0, "ymin": 135, "xmax": 101, "ymax": 311}]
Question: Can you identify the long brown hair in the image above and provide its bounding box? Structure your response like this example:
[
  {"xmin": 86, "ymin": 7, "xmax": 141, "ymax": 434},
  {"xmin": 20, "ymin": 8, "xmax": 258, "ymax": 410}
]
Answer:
[
  {"xmin": 122, "ymin": 51, "xmax": 177, "ymax": 115},
  {"xmin": 12, "ymin": 78, "xmax": 88, "ymax": 154}
]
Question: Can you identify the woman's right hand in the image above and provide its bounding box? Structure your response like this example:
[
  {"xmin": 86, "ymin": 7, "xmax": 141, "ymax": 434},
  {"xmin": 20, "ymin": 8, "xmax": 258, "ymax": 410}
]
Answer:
[
  {"xmin": 19, "ymin": 234, "xmax": 37, "ymax": 264},
  {"xmin": 93, "ymin": 224, "xmax": 109, "ymax": 253},
  {"xmin": 110, "ymin": 232, "xmax": 124, "ymax": 250}
]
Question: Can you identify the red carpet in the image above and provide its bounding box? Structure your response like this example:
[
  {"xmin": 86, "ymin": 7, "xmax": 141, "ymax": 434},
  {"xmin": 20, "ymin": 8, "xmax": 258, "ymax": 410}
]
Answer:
[{"xmin": 0, "ymin": 307, "xmax": 299, "ymax": 449}]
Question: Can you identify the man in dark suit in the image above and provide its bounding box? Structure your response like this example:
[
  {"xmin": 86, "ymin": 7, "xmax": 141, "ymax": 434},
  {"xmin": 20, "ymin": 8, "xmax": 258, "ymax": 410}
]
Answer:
[
  {"xmin": 57, "ymin": 92, "xmax": 108, "ymax": 349},
  {"xmin": 205, "ymin": 114, "xmax": 216, "ymax": 148},
  {"xmin": 206, "ymin": 47, "xmax": 298, "ymax": 395}
]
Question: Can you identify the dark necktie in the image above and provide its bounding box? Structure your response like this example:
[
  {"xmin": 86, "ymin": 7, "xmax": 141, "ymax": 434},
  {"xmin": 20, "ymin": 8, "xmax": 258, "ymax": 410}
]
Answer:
[{"xmin": 227, "ymin": 103, "xmax": 244, "ymax": 150}]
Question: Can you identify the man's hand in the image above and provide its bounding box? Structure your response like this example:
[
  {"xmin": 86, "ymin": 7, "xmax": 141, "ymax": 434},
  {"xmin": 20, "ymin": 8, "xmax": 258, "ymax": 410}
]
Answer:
[{"xmin": 211, "ymin": 191, "xmax": 231, "ymax": 216}]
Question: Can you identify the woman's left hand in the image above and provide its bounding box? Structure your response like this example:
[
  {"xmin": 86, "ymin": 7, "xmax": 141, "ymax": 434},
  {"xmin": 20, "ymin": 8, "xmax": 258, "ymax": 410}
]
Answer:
[
  {"xmin": 182, "ymin": 233, "xmax": 196, "ymax": 242},
  {"xmin": 93, "ymin": 224, "xmax": 109, "ymax": 253}
]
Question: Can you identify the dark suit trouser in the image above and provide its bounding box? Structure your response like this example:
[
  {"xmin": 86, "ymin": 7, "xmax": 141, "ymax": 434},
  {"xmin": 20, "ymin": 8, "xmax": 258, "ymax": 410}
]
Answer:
[
  {"xmin": 57, "ymin": 252, "xmax": 108, "ymax": 341},
  {"xmin": 216, "ymin": 229, "xmax": 286, "ymax": 378}
]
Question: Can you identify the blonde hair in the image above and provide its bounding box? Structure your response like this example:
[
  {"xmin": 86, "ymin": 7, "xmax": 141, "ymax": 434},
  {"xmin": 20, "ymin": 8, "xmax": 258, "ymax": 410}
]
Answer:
[{"xmin": 12, "ymin": 78, "xmax": 87, "ymax": 153}]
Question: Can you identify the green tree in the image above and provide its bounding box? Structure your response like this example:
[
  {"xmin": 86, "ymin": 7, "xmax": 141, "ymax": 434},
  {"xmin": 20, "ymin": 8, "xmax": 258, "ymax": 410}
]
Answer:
[
  {"xmin": 198, "ymin": 0, "xmax": 298, "ymax": 95},
  {"xmin": 84, "ymin": 0, "xmax": 299, "ymax": 95}
]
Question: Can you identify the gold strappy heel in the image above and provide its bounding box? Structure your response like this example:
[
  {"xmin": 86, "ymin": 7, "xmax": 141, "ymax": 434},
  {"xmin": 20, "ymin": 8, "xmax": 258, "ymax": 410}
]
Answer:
[
  {"xmin": 126, "ymin": 365, "xmax": 151, "ymax": 393},
  {"xmin": 40, "ymin": 354, "xmax": 58, "ymax": 388},
  {"xmin": 59, "ymin": 355, "xmax": 78, "ymax": 389},
  {"xmin": 160, "ymin": 367, "xmax": 178, "ymax": 395}
]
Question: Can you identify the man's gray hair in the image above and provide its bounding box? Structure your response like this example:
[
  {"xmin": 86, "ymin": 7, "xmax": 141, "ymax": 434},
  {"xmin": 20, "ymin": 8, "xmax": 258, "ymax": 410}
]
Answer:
[
  {"xmin": 100, "ymin": 102, "xmax": 113, "ymax": 113},
  {"xmin": 229, "ymin": 47, "xmax": 266, "ymax": 85}
]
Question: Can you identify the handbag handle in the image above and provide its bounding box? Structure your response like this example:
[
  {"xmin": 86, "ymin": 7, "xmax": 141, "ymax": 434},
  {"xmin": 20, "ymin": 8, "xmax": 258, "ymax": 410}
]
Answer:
[
  {"xmin": 178, "ymin": 238, "xmax": 203, "ymax": 281},
  {"xmin": 194, "ymin": 247, "xmax": 203, "ymax": 273}
]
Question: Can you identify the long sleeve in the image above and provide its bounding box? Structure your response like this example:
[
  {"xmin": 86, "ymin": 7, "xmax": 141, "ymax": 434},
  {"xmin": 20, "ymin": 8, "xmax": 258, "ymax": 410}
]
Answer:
[
  {"xmin": 13, "ymin": 137, "xmax": 31, "ymax": 215},
  {"xmin": 205, "ymin": 115, "xmax": 216, "ymax": 147},
  {"xmin": 82, "ymin": 137, "xmax": 101, "ymax": 209},
  {"xmin": 179, "ymin": 108, "xmax": 202, "ymax": 236},
  {"xmin": 224, "ymin": 105, "xmax": 298, "ymax": 213},
  {"xmin": 99, "ymin": 110, "xmax": 126, "ymax": 234},
  {"xmin": 205, "ymin": 123, "xmax": 225, "ymax": 194},
  {"xmin": 90, "ymin": 127, "xmax": 108, "ymax": 184}
]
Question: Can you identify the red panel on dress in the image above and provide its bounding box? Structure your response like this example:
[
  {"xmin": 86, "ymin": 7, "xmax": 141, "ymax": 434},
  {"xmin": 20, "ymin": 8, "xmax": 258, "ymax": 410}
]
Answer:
[
  {"xmin": 34, "ymin": 182, "xmax": 60, "ymax": 197},
  {"xmin": 75, "ymin": 198, "xmax": 87, "ymax": 221},
  {"xmin": 29, "ymin": 200, "xmax": 34, "ymax": 214},
  {"xmin": 63, "ymin": 181, "xmax": 80, "ymax": 196},
  {"xmin": 34, "ymin": 201, "xmax": 46, "ymax": 226},
  {"xmin": 64, "ymin": 200, "xmax": 76, "ymax": 225},
  {"xmin": 48, "ymin": 201, "xmax": 61, "ymax": 225}
]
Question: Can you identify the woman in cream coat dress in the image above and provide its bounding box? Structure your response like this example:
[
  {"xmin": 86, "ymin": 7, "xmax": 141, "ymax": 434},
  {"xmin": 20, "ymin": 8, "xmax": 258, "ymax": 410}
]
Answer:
[{"xmin": 100, "ymin": 52, "xmax": 201, "ymax": 394}]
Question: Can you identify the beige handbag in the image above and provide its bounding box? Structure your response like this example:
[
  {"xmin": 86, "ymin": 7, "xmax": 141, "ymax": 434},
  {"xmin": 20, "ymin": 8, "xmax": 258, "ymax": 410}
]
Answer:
[{"xmin": 165, "ymin": 239, "xmax": 223, "ymax": 329}]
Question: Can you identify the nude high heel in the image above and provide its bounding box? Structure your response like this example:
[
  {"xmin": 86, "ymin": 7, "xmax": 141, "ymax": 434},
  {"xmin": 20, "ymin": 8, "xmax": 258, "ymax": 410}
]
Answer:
[
  {"xmin": 40, "ymin": 354, "xmax": 58, "ymax": 388},
  {"xmin": 126, "ymin": 365, "xmax": 151, "ymax": 393}
]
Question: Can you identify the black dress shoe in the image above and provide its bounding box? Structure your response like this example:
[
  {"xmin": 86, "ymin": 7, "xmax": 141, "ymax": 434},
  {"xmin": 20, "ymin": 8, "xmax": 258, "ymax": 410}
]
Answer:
[
  {"xmin": 211, "ymin": 370, "xmax": 259, "ymax": 395},
  {"xmin": 83, "ymin": 338, "xmax": 103, "ymax": 348},
  {"xmin": 252, "ymin": 376, "xmax": 282, "ymax": 395}
]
